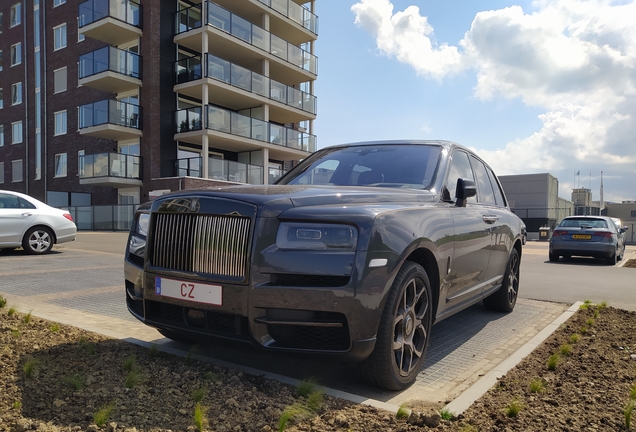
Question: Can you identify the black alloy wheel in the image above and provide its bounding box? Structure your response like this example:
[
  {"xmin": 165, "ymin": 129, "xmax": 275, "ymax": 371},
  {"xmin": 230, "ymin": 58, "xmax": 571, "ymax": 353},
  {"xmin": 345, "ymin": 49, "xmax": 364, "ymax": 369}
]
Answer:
[
  {"xmin": 484, "ymin": 248, "xmax": 520, "ymax": 313},
  {"xmin": 359, "ymin": 261, "xmax": 432, "ymax": 390}
]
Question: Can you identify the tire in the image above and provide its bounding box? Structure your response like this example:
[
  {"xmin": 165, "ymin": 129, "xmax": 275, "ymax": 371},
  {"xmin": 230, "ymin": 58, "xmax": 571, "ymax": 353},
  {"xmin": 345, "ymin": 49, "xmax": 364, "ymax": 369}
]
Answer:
[
  {"xmin": 157, "ymin": 328, "xmax": 197, "ymax": 344},
  {"xmin": 549, "ymin": 252, "xmax": 559, "ymax": 262},
  {"xmin": 484, "ymin": 248, "xmax": 520, "ymax": 313},
  {"xmin": 606, "ymin": 249, "xmax": 617, "ymax": 265},
  {"xmin": 359, "ymin": 261, "xmax": 433, "ymax": 390},
  {"xmin": 22, "ymin": 227, "xmax": 54, "ymax": 254}
]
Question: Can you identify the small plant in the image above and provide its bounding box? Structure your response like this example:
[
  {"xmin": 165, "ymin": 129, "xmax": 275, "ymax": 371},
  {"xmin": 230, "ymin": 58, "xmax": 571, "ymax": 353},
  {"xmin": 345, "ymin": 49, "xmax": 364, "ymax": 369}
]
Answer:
[
  {"xmin": 579, "ymin": 301, "xmax": 591, "ymax": 310},
  {"xmin": 586, "ymin": 318, "xmax": 595, "ymax": 327},
  {"xmin": 93, "ymin": 403, "xmax": 114, "ymax": 427},
  {"xmin": 460, "ymin": 425, "xmax": 478, "ymax": 432},
  {"xmin": 560, "ymin": 344, "xmax": 572, "ymax": 356},
  {"xmin": 396, "ymin": 403, "xmax": 410, "ymax": 419},
  {"xmin": 23, "ymin": 358, "xmax": 39, "ymax": 379},
  {"xmin": 11, "ymin": 328, "xmax": 20, "ymax": 338},
  {"xmin": 82, "ymin": 342, "xmax": 96, "ymax": 355},
  {"xmin": 631, "ymin": 384, "xmax": 636, "ymax": 401},
  {"xmin": 529, "ymin": 378, "xmax": 544, "ymax": 393},
  {"xmin": 593, "ymin": 309, "xmax": 600, "ymax": 319},
  {"xmin": 193, "ymin": 402, "xmax": 208, "ymax": 431},
  {"xmin": 0, "ymin": 295, "xmax": 6, "ymax": 308},
  {"xmin": 50, "ymin": 323, "xmax": 60, "ymax": 333},
  {"xmin": 440, "ymin": 408, "xmax": 454, "ymax": 420},
  {"xmin": 547, "ymin": 353, "xmax": 560, "ymax": 371},
  {"xmin": 22, "ymin": 311, "xmax": 32, "ymax": 324},
  {"xmin": 570, "ymin": 333, "xmax": 580, "ymax": 343},
  {"xmin": 125, "ymin": 370, "xmax": 140, "ymax": 388},
  {"xmin": 202, "ymin": 371, "xmax": 217, "ymax": 381},
  {"xmin": 123, "ymin": 355, "xmax": 137, "ymax": 372},
  {"xmin": 278, "ymin": 403, "xmax": 311, "ymax": 432},
  {"xmin": 306, "ymin": 390, "xmax": 323, "ymax": 412},
  {"xmin": 148, "ymin": 344, "xmax": 160, "ymax": 358},
  {"xmin": 192, "ymin": 386, "xmax": 206, "ymax": 403},
  {"xmin": 79, "ymin": 336, "xmax": 88, "ymax": 344},
  {"xmin": 580, "ymin": 326, "xmax": 588, "ymax": 334},
  {"xmin": 64, "ymin": 374, "xmax": 84, "ymax": 390},
  {"xmin": 597, "ymin": 301, "xmax": 607, "ymax": 310},
  {"xmin": 505, "ymin": 398, "xmax": 523, "ymax": 418},
  {"xmin": 12, "ymin": 401, "xmax": 21, "ymax": 409},
  {"xmin": 625, "ymin": 400, "xmax": 635, "ymax": 430},
  {"xmin": 297, "ymin": 378, "xmax": 319, "ymax": 398},
  {"xmin": 8, "ymin": 307, "xmax": 16, "ymax": 316}
]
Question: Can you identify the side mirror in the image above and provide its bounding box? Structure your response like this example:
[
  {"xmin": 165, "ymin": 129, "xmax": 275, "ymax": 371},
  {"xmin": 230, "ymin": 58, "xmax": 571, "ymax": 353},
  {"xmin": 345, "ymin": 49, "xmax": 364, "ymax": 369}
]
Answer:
[{"xmin": 455, "ymin": 178, "xmax": 477, "ymax": 207}]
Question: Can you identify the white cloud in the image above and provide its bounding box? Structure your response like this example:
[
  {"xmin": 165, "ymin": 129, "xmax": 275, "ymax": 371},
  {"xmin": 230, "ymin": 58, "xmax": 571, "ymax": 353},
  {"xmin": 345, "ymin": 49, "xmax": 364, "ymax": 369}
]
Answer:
[{"xmin": 351, "ymin": 0, "xmax": 636, "ymax": 201}]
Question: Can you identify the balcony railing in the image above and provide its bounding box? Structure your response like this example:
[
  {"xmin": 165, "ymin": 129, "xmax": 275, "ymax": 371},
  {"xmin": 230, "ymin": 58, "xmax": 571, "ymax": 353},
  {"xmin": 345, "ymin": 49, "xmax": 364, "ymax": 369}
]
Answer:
[
  {"xmin": 175, "ymin": 105, "xmax": 316, "ymax": 152},
  {"xmin": 78, "ymin": 0, "xmax": 142, "ymax": 28},
  {"xmin": 79, "ymin": 99, "xmax": 142, "ymax": 130},
  {"xmin": 269, "ymin": 167, "xmax": 285, "ymax": 184},
  {"xmin": 175, "ymin": 54, "xmax": 317, "ymax": 114},
  {"xmin": 176, "ymin": 156, "xmax": 264, "ymax": 184},
  {"xmin": 79, "ymin": 152, "xmax": 142, "ymax": 180},
  {"xmin": 175, "ymin": 2, "xmax": 317, "ymax": 75},
  {"xmin": 257, "ymin": 0, "xmax": 318, "ymax": 35},
  {"xmin": 79, "ymin": 46, "xmax": 142, "ymax": 80}
]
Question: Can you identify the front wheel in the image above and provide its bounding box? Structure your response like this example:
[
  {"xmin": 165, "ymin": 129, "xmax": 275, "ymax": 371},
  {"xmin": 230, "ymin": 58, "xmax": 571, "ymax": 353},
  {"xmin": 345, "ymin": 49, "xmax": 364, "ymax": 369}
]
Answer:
[
  {"xmin": 484, "ymin": 248, "xmax": 520, "ymax": 313},
  {"xmin": 22, "ymin": 227, "xmax": 54, "ymax": 254},
  {"xmin": 359, "ymin": 261, "xmax": 432, "ymax": 390}
]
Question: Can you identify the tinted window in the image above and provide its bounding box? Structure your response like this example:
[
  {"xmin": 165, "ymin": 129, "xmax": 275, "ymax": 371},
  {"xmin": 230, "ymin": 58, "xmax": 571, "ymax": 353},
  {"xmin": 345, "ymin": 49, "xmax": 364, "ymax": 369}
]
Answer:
[
  {"xmin": 444, "ymin": 150, "xmax": 476, "ymax": 203},
  {"xmin": 486, "ymin": 168, "xmax": 506, "ymax": 207},
  {"xmin": 559, "ymin": 218, "xmax": 608, "ymax": 229},
  {"xmin": 280, "ymin": 144, "xmax": 441, "ymax": 189},
  {"xmin": 19, "ymin": 197, "xmax": 36, "ymax": 209},
  {"xmin": 0, "ymin": 192, "xmax": 20, "ymax": 208},
  {"xmin": 469, "ymin": 156, "xmax": 495, "ymax": 205}
]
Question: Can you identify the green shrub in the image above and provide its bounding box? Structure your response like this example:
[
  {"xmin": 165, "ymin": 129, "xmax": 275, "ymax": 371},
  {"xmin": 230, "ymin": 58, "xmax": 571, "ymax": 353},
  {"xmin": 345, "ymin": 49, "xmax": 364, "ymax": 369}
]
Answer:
[
  {"xmin": 297, "ymin": 378, "xmax": 319, "ymax": 398},
  {"xmin": 192, "ymin": 387, "xmax": 206, "ymax": 403},
  {"xmin": 50, "ymin": 323, "xmax": 60, "ymax": 333},
  {"xmin": 93, "ymin": 403, "xmax": 114, "ymax": 427},
  {"xmin": 125, "ymin": 370, "xmax": 140, "ymax": 388},
  {"xmin": 23, "ymin": 358, "xmax": 38, "ymax": 379},
  {"xmin": 396, "ymin": 404, "xmax": 410, "ymax": 419},
  {"xmin": 0, "ymin": 296, "xmax": 7, "ymax": 308},
  {"xmin": 22, "ymin": 311, "xmax": 32, "ymax": 324},
  {"xmin": 547, "ymin": 353, "xmax": 560, "ymax": 371},
  {"xmin": 278, "ymin": 403, "xmax": 311, "ymax": 432},
  {"xmin": 64, "ymin": 374, "xmax": 84, "ymax": 390},
  {"xmin": 529, "ymin": 378, "xmax": 544, "ymax": 393},
  {"xmin": 560, "ymin": 344, "xmax": 572, "ymax": 356},
  {"xmin": 306, "ymin": 391, "xmax": 323, "ymax": 412},
  {"xmin": 123, "ymin": 355, "xmax": 137, "ymax": 372},
  {"xmin": 439, "ymin": 408, "xmax": 454, "ymax": 420},
  {"xmin": 8, "ymin": 307, "xmax": 16, "ymax": 316},
  {"xmin": 505, "ymin": 398, "xmax": 523, "ymax": 418},
  {"xmin": 193, "ymin": 402, "xmax": 208, "ymax": 432},
  {"xmin": 570, "ymin": 334, "xmax": 580, "ymax": 343}
]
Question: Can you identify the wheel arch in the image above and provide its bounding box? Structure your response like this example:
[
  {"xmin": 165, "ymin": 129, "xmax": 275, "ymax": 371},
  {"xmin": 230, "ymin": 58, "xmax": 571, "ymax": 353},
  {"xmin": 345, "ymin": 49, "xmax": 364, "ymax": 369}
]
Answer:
[
  {"xmin": 23, "ymin": 224, "xmax": 58, "ymax": 244},
  {"xmin": 403, "ymin": 247, "xmax": 440, "ymax": 322}
]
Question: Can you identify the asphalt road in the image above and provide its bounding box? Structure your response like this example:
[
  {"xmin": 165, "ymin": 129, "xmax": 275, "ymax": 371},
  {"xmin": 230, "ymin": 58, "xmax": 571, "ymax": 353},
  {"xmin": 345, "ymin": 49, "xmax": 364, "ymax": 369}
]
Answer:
[{"xmin": 519, "ymin": 241, "xmax": 636, "ymax": 310}]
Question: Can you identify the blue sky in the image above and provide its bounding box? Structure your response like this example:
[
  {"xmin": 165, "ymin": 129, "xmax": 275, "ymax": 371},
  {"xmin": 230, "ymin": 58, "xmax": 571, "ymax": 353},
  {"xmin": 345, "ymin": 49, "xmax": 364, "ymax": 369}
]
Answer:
[{"xmin": 312, "ymin": 0, "xmax": 636, "ymax": 203}]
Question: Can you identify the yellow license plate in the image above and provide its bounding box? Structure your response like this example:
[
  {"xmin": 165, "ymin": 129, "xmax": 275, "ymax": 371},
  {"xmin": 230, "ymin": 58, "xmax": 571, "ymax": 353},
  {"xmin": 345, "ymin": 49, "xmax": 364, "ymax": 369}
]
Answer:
[{"xmin": 572, "ymin": 234, "xmax": 591, "ymax": 239}]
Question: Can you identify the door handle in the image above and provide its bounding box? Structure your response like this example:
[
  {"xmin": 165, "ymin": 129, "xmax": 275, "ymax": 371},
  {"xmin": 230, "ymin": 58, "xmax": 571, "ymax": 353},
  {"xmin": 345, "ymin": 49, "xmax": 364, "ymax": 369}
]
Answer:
[
  {"xmin": 22, "ymin": 213, "xmax": 32, "ymax": 217},
  {"xmin": 483, "ymin": 215, "xmax": 499, "ymax": 224}
]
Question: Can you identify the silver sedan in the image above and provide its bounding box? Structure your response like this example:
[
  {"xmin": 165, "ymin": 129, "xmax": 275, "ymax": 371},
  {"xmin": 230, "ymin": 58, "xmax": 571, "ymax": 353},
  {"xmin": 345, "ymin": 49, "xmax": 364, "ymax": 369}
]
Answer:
[
  {"xmin": 549, "ymin": 215, "xmax": 626, "ymax": 265},
  {"xmin": 0, "ymin": 190, "xmax": 77, "ymax": 254}
]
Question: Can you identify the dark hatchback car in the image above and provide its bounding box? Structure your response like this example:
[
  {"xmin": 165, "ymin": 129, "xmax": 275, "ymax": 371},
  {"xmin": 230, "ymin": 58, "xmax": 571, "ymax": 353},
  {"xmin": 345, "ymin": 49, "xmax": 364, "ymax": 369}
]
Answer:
[{"xmin": 124, "ymin": 141, "xmax": 524, "ymax": 390}]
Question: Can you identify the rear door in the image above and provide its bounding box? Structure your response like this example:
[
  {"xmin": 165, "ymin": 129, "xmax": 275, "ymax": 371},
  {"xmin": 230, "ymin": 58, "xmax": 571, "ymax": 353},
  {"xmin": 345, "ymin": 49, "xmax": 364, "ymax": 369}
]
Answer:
[{"xmin": 0, "ymin": 193, "xmax": 38, "ymax": 246}]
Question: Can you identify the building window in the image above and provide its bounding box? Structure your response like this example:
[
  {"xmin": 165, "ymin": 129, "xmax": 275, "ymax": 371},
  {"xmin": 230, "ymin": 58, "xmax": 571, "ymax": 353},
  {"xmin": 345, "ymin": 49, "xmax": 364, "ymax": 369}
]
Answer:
[
  {"xmin": 54, "ymin": 0, "xmax": 66, "ymax": 6},
  {"xmin": 78, "ymin": 150, "xmax": 85, "ymax": 176},
  {"xmin": 54, "ymin": 110, "xmax": 67, "ymax": 136},
  {"xmin": 12, "ymin": 160, "xmax": 23, "ymax": 182},
  {"xmin": 0, "ymin": 162, "xmax": 4, "ymax": 184},
  {"xmin": 11, "ymin": 82, "xmax": 22, "ymax": 105},
  {"xmin": 54, "ymin": 24, "xmax": 67, "ymax": 50},
  {"xmin": 0, "ymin": 13, "xmax": 3, "ymax": 34},
  {"xmin": 54, "ymin": 67, "xmax": 67, "ymax": 93},
  {"xmin": 54, "ymin": 153, "xmax": 68, "ymax": 178},
  {"xmin": 12, "ymin": 121, "xmax": 23, "ymax": 144},
  {"xmin": 10, "ymin": 4, "xmax": 21, "ymax": 28},
  {"xmin": 11, "ymin": 42, "xmax": 21, "ymax": 66},
  {"xmin": 0, "ymin": 49, "xmax": 3, "ymax": 70},
  {"xmin": 0, "ymin": 88, "xmax": 3, "ymax": 109},
  {"xmin": 0, "ymin": 125, "xmax": 3, "ymax": 146},
  {"xmin": 631, "ymin": 210, "xmax": 636, "ymax": 217}
]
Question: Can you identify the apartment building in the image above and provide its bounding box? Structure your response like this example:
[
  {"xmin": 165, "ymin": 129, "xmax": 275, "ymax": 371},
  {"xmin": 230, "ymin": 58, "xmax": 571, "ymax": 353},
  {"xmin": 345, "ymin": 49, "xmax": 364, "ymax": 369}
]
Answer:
[{"xmin": 0, "ymin": 0, "xmax": 318, "ymax": 207}]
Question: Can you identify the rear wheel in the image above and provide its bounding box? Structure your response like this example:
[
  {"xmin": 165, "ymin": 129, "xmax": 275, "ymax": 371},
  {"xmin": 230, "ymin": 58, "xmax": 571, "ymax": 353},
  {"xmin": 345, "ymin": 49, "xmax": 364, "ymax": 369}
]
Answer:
[
  {"xmin": 549, "ymin": 252, "xmax": 559, "ymax": 262},
  {"xmin": 484, "ymin": 248, "xmax": 520, "ymax": 313},
  {"xmin": 22, "ymin": 227, "xmax": 54, "ymax": 254},
  {"xmin": 606, "ymin": 248, "xmax": 617, "ymax": 265},
  {"xmin": 359, "ymin": 261, "xmax": 432, "ymax": 390}
]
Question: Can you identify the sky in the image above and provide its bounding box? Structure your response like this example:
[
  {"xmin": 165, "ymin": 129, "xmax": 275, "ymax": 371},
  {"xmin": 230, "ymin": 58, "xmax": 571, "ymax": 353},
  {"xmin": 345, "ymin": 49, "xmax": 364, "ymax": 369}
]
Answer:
[{"xmin": 312, "ymin": 0, "xmax": 636, "ymax": 203}]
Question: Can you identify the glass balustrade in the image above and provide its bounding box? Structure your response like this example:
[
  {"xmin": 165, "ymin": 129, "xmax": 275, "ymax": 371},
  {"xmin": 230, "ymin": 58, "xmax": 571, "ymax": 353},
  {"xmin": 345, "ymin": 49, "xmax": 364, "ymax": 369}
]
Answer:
[
  {"xmin": 209, "ymin": 159, "xmax": 264, "ymax": 184},
  {"xmin": 175, "ymin": 107, "xmax": 203, "ymax": 133},
  {"xmin": 78, "ymin": 0, "xmax": 142, "ymax": 28},
  {"xmin": 268, "ymin": 167, "xmax": 285, "ymax": 184},
  {"xmin": 175, "ymin": 5, "xmax": 202, "ymax": 34},
  {"xmin": 79, "ymin": 46, "xmax": 141, "ymax": 79},
  {"xmin": 256, "ymin": 0, "xmax": 318, "ymax": 35},
  {"xmin": 79, "ymin": 99, "xmax": 142, "ymax": 129},
  {"xmin": 79, "ymin": 152, "xmax": 142, "ymax": 179},
  {"xmin": 176, "ymin": 156, "xmax": 202, "ymax": 177}
]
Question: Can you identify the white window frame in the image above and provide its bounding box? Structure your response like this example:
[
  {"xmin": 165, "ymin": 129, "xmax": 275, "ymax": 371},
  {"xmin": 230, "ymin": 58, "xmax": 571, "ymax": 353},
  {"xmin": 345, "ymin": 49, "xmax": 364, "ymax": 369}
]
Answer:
[
  {"xmin": 11, "ymin": 82, "xmax": 23, "ymax": 106},
  {"xmin": 0, "ymin": 125, "xmax": 4, "ymax": 147},
  {"xmin": 0, "ymin": 162, "xmax": 4, "ymax": 184},
  {"xmin": 0, "ymin": 87, "xmax": 3, "ymax": 109},
  {"xmin": 78, "ymin": 150, "xmax": 85, "ymax": 176},
  {"xmin": 54, "ymin": 153, "xmax": 68, "ymax": 178},
  {"xmin": 10, "ymin": 4, "xmax": 21, "ymax": 28},
  {"xmin": 12, "ymin": 159, "xmax": 23, "ymax": 183},
  {"xmin": 53, "ymin": 67, "xmax": 67, "ymax": 94},
  {"xmin": 54, "ymin": 110, "xmax": 68, "ymax": 136},
  {"xmin": 54, "ymin": 0, "xmax": 66, "ymax": 7},
  {"xmin": 12, "ymin": 121, "xmax": 23, "ymax": 144},
  {"xmin": 10, "ymin": 42, "xmax": 21, "ymax": 67},
  {"xmin": 53, "ymin": 23, "xmax": 67, "ymax": 51}
]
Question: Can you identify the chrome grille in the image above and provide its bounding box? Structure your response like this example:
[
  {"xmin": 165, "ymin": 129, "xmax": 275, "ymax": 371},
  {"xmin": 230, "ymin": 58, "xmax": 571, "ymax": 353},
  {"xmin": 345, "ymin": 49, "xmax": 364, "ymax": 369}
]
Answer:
[{"xmin": 151, "ymin": 213, "xmax": 251, "ymax": 278}]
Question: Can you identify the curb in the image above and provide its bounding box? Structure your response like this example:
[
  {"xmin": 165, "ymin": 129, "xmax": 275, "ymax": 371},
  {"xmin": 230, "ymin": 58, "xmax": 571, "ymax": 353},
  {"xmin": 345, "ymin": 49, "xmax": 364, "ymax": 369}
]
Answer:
[{"xmin": 442, "ymin": 300, "xmax": 583, "ymax": 415}]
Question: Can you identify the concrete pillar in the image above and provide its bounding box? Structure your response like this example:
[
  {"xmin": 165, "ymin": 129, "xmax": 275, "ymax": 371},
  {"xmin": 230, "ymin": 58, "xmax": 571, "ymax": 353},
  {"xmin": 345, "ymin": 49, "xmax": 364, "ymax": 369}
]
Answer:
[
  {"xmin": 201, "ymin": 31, "xmax": 209, "ymax": 178},
  {"xmin": 262, "ymin": 147, "xmax": 270, "ymax": 185}
]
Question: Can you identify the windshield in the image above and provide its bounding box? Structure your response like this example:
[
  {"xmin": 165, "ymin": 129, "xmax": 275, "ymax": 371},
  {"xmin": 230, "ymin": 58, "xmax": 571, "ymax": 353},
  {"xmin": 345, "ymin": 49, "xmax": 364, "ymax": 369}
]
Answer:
[{"xmin": 278, "ymin": 144, "xmax": 442, "ymax": 190}]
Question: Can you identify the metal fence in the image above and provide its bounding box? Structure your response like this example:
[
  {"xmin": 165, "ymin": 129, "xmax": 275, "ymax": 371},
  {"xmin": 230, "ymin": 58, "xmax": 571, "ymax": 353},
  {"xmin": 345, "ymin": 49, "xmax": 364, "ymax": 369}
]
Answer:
[{"xmin": 66, "ymin": 204, "xmax": 140, "ymax": 231}]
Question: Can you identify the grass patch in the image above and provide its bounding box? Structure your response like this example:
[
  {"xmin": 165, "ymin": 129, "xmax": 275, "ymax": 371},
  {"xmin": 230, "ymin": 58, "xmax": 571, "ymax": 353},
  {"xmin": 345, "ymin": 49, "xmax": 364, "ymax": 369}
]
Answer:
[
  {"xmin": 278, "ymin": 403, "xmax": 311, "ymax": 432},
  {"xmin": 529, "ymin": 378, "xmax": 545, "ymax": 393},
  {"xmin": 306, "ymin": 390, "xmax": 323, "ymax": 412},
  {"xmin": 23, "ymin": 358, "xmax": 39, "ymax": 379},
  {"xmin": 78, "ymin": 336, "xmax": 88, "ymax": 344},
  {"xmin": 49, "ymin": 323, "xmax": 60, "ymax": 333},
  {"xmin": 579, "ymin": 300, "xmax": 592, "ymax": 310},
  {"xmin": 148, "ymin": 344, "xmax": 160, "ymax": 358},
  {"xmin": 125, "ymin": 370, "xmax": 141, "ymax": 388},
  {"xmin": 396, "ymin": 404, "xmax": 410, "ymax": 419},
  {"xmin": 547, "ymin": 353, "xmax": 560, "ymax": 371},
  {"xmin": 459, "ymin": 425, "xmax": 478, "ymax": 432},
  {"xmin": 597, "ymin": 301, "xmax": 607, "ymax": 310},
  {"xmin": 297, "ymin": 378, "xmax": 319, "ymax": 398},
  {"xmin": 560, "ymin": 344, "xmax": 572, "ymax": 356},
  {"xmin": 123, "ymin": 355, "xmax": 137, "ymax": 372},
  {"xmin": 570, "ymin": 334, "xmax": 580, "ymax": 343},
  {"xmin": 0, "ymin": 295, "xmax": 6, "ymax": 308},
  {"xmin": 11, "ymin": 328, "xmax": 20, "ymax": 338},
  {"xmin": 93, "ymin": 403, "xmax": 114, "ymax": 427},
  {"xmin": 64, "ymin": 373, "xmax": 84, "ymax": 391},
  {"xmin": 630, "ymin": 384, "xmax": 636, "ymax": 401},
  {"xmin": 505, "ymin": 398, "xmax": 523, "ymax": 418},
  {"xmin": 22, "ymin": 311, "xmax": 32, "ymax": 324},
  {"xmin": 193, "ymin": 402, "xmax": 208, "ymax": 431},
  {"xmin": 580, "ymin": 326, "xmax": 588, "ymax": 334},
  {"xmin": 586, "ymin": 318, "xmax": 595, "ymax": 327},
  {"xmin": 440, "ymin": 408, "xmax": 454, "ymax": 420},
  {"xmin": 192, "ymin": 387, "xmax": 206, "ymax": 403},
  {"xmin": 202, "ymin": 371, "xmax": 217, "ymax": 381},
  {"xmin": 12, "ymin": 401, "xmax": 21, "ymax": 410},
  {"xmin": 8, "ymin": 307, "xmax": 16, "ymax": 316},
  {"xmin": 625, "ymin": 400, "xmax": 635, "ymax": 430}
]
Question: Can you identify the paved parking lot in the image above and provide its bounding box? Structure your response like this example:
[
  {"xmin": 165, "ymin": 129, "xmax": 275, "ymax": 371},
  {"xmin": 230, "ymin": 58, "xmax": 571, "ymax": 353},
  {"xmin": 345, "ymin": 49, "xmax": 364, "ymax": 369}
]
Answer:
[{"xmin": 0, "ymin": 233, "xmax": 570, "ymax": 407}]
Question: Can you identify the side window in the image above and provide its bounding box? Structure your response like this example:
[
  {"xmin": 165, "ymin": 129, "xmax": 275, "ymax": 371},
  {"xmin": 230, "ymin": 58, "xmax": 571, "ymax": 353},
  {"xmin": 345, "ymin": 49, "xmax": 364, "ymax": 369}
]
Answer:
[
  {"xmin": 469, "ymin": 156, "xmax": 496, "ymax": 205},
  {"xmin": 0, "ymin": 192, "xmax": 20, "ymax": 208},
  {"xmin": 18, "ymin": 197, "xmax": 36, "ymax": 209},
  {"xmin": 486, "ymin": 168, "xmax": 507, "ymax": 207},
  {"xmin": 444, "ymin": 150, "xmax": 476, "ymax": 203}
]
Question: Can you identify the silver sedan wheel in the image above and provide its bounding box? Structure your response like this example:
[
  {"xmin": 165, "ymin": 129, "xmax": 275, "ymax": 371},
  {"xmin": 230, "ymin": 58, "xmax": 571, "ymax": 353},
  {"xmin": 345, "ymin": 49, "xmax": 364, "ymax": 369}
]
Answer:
[{"xmin": 24, "ymin": 228, "xmax": 54, "ymax": 254}]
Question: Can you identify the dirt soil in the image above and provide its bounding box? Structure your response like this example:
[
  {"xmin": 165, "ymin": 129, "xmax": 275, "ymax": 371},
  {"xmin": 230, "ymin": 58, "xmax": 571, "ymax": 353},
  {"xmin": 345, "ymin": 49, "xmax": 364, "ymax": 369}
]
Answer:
[
  {"xmin": 623, "ymin": 259, "xmax": 636, "ymax": 268},
  {"xmin": 1, "ymin": 302, "xmax": 636, "ymax": 432}
]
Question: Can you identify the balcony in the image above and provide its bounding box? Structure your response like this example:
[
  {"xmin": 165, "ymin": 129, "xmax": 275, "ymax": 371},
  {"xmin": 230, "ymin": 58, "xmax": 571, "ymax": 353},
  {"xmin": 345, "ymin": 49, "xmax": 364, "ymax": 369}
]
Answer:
[
  {"xmin": 174, "ymin": 2, "xmax": 317, "ymax": 85},
  {"xmin": 177, "ymin": 156, "xmax": 264, "ymax": 184},
  {"xmin": 174, "ymin": 105, "xmax": 316, "ymax": 160},
  {"xmin": 79, "ymin": 99, "xmax": 142, "ymax": 140},
  {"xmin": 210, "ymin": 0, "xmax": 317, "ymax": 45},
  {"xmin": 78, "ymin": 46, "xmax": 142, "ymax": 93},
  {"xmin": 175, "ymin": 54, "xmax": 316, "ymax": 123},
  {"xmin": 79, "ymin": 153, "xmax": 142, "ymax": 187},
  {"xmin": 78, "ymin": 0, "xmax": 142, "ymax": 46}
]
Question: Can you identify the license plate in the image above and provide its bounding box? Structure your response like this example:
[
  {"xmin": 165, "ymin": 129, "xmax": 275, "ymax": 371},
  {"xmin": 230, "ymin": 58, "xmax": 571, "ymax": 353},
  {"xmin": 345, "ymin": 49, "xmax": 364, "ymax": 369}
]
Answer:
[
  {"xmin": 572, "ymin": 234, "xmax": 591, "ymax": 240},
  {"xmin": 155, "ymin": 277, "xmax": 222, "ymax": 305}
]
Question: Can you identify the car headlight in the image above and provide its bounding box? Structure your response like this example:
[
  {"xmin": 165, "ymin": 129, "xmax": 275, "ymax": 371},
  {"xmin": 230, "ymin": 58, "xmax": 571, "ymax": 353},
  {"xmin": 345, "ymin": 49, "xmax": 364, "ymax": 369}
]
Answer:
[
  {"xmin": 129, "ymin": 213, "xmax": 149, "ymax": 259},
  {"xmin": 276, "ymin": 222, "xmax": 358, "ymax": 251},
  {"xmin": 137, "ymin": 213, "xmax": 150, "ymax": 237}
]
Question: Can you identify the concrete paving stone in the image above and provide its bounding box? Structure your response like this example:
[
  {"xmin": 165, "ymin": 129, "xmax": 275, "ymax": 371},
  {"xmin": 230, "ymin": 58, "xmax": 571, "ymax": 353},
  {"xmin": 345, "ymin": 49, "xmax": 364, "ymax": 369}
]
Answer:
[{"xmin": 47, "ymin": 289, "xmax": 133, "ymax": 321}]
